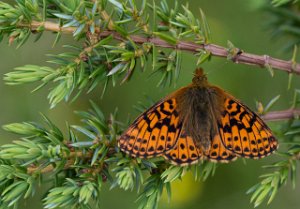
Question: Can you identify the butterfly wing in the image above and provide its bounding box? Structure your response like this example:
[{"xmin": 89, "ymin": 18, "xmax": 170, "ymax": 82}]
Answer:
[
  {"xmin": 164, "ymin": 130, "xmax": 237, "ymax": 165},
  {"xmin": 164, "ymin": 131, "xmax": 203, "ymax": 165},
  {"xmin": 218, "ymin": 95, "xmax": 278, "ymax": 159},
  {"xmin": 206, "ymin": 133, "xmax": 237, "ymax": 162},
  {"xmin": 118, "ymin": 97, "xmax": 182, "ymax": 158}
]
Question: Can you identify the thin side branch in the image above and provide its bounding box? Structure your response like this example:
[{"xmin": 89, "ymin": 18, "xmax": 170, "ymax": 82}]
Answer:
[
  {"xmin": 27, "ymin": 150, "xmax": 93, "ymax": 174},
  {"xmin": 18, "ymin": 21, "xmax": 76, "ymax": 33},
  {"xmin": 21, "ymin": 20, "xmax": 300, "ymax": 75},
  {"xmin": 27, "ymin": 162, "xmax": 71, "ymax": 174},
  {"xmin": 261, "ymin": 109, "xmax": 300, "ymax": 121}
]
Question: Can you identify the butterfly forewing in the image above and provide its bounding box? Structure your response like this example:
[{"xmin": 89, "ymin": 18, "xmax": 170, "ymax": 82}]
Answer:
[
  {"xmin": 218, "ymin": 96, "xmax": 278, "ymax": 159},
  {"xmin": 118, "ymin": 97, "xmax": 183, "ymax": 158}
]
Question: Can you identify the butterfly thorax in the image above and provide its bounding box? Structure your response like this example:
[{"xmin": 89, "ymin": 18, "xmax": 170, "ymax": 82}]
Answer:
[{"xmin": 176, "ymin": 81, "xmax": 225, "ymax": 153}]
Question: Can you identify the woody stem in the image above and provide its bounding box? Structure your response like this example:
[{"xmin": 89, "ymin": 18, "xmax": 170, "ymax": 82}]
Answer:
[{"xmin": 261, "ymin": 109, "xmax": 300, "ymax": 121}]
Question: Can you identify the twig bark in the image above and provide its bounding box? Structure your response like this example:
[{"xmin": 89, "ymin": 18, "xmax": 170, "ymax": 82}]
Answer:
[
  {"xmin": 20, "ymin": 20, "xmax": 300, "ymax": 75},
  {"xmin": 27, "ymin": 161, "xmax": 72, "ymax": 174},
  {"xmin": 27, "ymin": 150, "xmax": 93, "ymax": 174},
  {"xmin": 261, "ymin": 109, "xmax": 300, "ymax": 121}
]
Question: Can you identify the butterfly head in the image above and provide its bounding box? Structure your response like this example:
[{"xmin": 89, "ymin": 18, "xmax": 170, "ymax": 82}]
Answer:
[{"xmin": 192, "ymin": 68, "xmax": 208, "ymax": 86}]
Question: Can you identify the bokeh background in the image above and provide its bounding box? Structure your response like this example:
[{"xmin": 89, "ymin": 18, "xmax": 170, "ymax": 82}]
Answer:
[{"xmin": 1, "ymin": 0, "xmax": 300, "ymax": 209}]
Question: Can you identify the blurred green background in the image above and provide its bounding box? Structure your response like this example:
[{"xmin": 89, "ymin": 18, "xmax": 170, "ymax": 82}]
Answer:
[{"xmin": 1, "ymin": 0, "xmax": 300, "ymax": 209}]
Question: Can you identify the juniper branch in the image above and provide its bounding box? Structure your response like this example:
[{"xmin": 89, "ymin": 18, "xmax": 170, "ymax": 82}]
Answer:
[{"xmin": 19, "ymin": 20, "xmax": 300, "ymax": 75}]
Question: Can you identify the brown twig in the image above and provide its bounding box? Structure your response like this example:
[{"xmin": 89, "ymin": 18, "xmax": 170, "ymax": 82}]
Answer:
[
  {"xmin": 18, "ymin": 21, "xmax": 76, "ymax": 33},
  {"xmin": 27, "ymin": 160, "xmax": 75, "ymax": 174},
  {"xmin": 291, "ymin": 152, "xmax": 300, "ymax": 160},
  {"xmin": 27, "ymin": 150, "xmax": 93, "ymax": 174},
  {"xmin": 19, "ymin": 20, "xmax": 300, "ymax": 75},
  {"xmin": 261, "ymin": 109, "xmax": 300, "ymax": 121}
]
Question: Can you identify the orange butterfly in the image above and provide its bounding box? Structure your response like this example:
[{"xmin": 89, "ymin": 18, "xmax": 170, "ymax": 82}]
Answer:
[{"xmin": 118, "ymin": 68, "xmax": 278, "ymax": 165}]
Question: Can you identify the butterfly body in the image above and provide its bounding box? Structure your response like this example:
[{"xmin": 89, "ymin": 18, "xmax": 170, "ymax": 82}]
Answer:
[
  {"xmin": 176, "ymin": 71, "xmax": 226, "ymax": 153},
  {"xmin": 118, "ymin": 69, "xmax": 278, "ymax": 165}
]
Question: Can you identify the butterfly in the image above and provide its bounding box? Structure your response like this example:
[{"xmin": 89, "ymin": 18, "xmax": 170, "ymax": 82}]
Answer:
[{"xmin": 118, "ymin": 68, "xmax": 278, "ymax": 165}]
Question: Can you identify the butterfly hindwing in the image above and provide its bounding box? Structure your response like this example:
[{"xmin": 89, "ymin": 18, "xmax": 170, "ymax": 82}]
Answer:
[
  {"xmin": 118, "ymin": 97, "xmax": 182, "ymax": 158},
  {"xmin": 206, "ymin": 134, "xmax": 237, "ymax": 162},
  {"xmin": 164, "ymin": 130, "xmax": 237, "ymax": 165},
  {"xmin": 218, "ymin": 96, "xmax": 278, "ymax": 159},
  {"xmin": 164, "ymin": 131, "xmax": 203, "ymax": 165}
]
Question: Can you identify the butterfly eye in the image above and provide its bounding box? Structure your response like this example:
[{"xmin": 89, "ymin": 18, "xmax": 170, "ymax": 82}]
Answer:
[{"xmin": 200, "ymin": 76, "xmax": 207, "ymax": 81}]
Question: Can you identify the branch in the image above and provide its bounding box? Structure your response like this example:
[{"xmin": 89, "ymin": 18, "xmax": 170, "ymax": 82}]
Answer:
[
  {"xmin": 27, "ymin": 160, "xmax": 73, "ymax": 174},
  {"xmin": 21, "ymin": 20, "xmax": 300, "ymax": 75},
  {"xmin": 18, "ymin": 21, "xmax": 76, "ymax": 33},
  {"xmin": 261, "ymin": 108, "xmax": 300, "ymax": 121}
]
